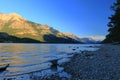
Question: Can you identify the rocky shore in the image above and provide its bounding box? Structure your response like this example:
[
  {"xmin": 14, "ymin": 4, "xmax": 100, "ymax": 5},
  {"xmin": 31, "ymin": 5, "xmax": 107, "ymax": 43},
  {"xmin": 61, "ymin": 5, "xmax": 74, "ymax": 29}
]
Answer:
[
  {"xmin": 61, "ymin": 44, "xmax": 120, "ymax": 80},
  {"xmin": 1, "ymin": 44, "xmax": 120, "ymax": 80}
]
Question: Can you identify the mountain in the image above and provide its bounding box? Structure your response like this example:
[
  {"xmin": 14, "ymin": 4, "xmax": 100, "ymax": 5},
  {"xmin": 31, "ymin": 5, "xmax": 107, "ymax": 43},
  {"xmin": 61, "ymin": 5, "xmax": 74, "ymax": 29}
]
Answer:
[
  {"xmin": 80, "ymin": 38, "xmax": 101, "ymax": 44},
  {"xmin": 63, "ymin": 32, "xmax": 82, "ymax": 42},
  {"xmin": 64, "ymin": 32, "xmax": 101, "ymax": 44},
  {"xmin": 0, "ymin": 13, "xmax": 81, "ymax": 43}
]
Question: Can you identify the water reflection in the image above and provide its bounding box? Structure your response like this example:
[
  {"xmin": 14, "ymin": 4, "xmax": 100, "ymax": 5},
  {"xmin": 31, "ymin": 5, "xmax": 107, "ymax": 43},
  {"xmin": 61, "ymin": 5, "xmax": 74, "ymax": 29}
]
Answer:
[{"xmin": 0, "ymin": 43, "xmax": 100, "ymax": 78}]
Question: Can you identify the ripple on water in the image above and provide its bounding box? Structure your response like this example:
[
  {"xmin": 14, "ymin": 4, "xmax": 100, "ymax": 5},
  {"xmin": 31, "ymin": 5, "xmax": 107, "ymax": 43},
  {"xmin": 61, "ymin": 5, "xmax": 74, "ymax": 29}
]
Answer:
[{"xmin": 0, "ymin": 43, "xmax": 100, "ymax": 79}]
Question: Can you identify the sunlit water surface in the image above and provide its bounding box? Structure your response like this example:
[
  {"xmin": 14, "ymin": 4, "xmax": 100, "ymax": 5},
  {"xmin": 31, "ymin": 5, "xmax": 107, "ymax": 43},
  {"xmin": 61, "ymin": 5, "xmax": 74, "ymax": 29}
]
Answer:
[{"xmin": 0, "ymin": 43, "xmax": 100, "ymax": 79}]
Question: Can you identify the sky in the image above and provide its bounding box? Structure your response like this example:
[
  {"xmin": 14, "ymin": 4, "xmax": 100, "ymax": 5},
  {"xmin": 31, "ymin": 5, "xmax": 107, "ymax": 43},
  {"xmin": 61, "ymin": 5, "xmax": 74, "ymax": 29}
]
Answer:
[{"xmin": 0, "ymin": 0, "xmax": 115, "ymax": 40}]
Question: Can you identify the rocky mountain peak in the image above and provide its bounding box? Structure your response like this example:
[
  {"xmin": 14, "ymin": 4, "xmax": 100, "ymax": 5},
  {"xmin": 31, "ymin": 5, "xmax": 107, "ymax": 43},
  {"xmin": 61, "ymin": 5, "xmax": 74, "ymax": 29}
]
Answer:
[
  {"xmin": 64, "ymin": 32, "xmax": 73, "ymax": 35},
  {"xmin": 0, "ymin": 12, "xmax": 81, "ymax": 43},
  {"xmin": 0, "ymin": 12, "xmax": 25, "ymax": 21},
  {"xmin": 63, "ymin": 32, "xmax": 82, "ymax": 42},
  {"xmin": 9, "ymin": 13, "xmax": 23, "ymax": 18}
]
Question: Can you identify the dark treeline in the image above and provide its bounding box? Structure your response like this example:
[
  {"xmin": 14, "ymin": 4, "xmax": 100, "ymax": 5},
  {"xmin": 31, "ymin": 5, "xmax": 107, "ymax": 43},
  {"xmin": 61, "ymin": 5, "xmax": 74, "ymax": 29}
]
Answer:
[
  {"xmin": 43, "ymin": 34, "xmax": 80, "ymax": 43},
  {"xmin": 0, "ymin": 32, "xmax": 41, "ymax": 43},
  {"xmin": 103, "ymin": 0, "xmax": 120, "ymax": 43},
  {"xmin": 0, "ymin": 32, "xmax": 81, "ymax": 43}
]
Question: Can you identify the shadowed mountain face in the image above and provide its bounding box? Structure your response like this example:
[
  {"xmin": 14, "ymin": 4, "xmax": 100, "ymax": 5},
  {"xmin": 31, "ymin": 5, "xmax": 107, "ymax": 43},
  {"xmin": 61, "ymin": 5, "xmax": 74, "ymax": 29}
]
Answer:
[
  {"xmin": 64, "ymin": 32, "xmax": 101, "ymax": 44},
  {"xmin": 0, "ymin": 13, "xmax": 81, "ymax": 43},
  {"xmin": 0, "ymin": 32, "xmax": 41, "ymax": 43},
  {"xmin": 63, "ymin": 32, "xmax": 82, "ymax": 42},
  {"xmin": 80, "ymin": 38, "xmax": 101, "ymax": 44}
]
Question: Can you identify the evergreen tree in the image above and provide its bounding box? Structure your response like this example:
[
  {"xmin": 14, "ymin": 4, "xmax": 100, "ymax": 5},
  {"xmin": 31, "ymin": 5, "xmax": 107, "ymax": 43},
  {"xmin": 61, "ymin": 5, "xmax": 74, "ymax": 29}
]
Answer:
[{"xmin": 104, "ymin": 0, "xmax": 120, "ymax": 43}]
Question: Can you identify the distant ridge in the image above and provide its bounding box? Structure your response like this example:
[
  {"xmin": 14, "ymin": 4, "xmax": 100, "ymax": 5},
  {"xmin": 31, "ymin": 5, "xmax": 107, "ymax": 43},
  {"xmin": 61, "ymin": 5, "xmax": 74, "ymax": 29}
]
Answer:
[
  {"xmin": 0, "ymin": 12, "xmax": 81, "ymax": 43},
  {"xmin": 64, "ymin": 32, "xmax": 102, "ymax": 44}
]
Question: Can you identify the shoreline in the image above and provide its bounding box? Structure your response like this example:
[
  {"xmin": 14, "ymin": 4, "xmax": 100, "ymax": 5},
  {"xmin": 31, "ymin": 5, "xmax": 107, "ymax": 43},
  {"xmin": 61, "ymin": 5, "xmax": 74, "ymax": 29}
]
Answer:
[
  {"xmin": 61, "ymin": 44, "xmax": 120, "ymax": 80},
  {"xmin": 1, "ymin": 44, "xmax": 120, "ymax": 80}
]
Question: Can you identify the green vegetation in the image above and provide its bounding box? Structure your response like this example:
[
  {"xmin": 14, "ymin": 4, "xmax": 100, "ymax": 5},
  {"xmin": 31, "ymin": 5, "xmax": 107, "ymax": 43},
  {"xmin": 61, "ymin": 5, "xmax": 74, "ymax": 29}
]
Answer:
[
  {"xmin": 0, "ymin": 32, "xmax": 41, "ymax": 43},
  {"xmin": 104, "ymin": 0, "xmax": 120, "ymax": 43},
  {"xmin": 0, "ymin": 13, "xmax": 81, "ymax": 43},
  {"xmin": 1, "ymin": 21, "xmax": 14, "ymax": 34},
  {"xmin": 1, "ymin": 21, "xmax": 45, "ymax": 42}
]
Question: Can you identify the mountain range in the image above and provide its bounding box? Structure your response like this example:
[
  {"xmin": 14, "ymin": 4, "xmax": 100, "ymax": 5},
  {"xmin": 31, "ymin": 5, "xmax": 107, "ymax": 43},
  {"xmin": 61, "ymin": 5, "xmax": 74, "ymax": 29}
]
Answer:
[
  {"xmin": 0, "ymin": 13, "xmax": 81, "ymax": 43},
  {"xmin": 0, "ymin": 13, "xmax": 101, "ymax": 43},
  {"xmin": 63, "ymin": 32, "xmax": 101, "ymax": 44}
]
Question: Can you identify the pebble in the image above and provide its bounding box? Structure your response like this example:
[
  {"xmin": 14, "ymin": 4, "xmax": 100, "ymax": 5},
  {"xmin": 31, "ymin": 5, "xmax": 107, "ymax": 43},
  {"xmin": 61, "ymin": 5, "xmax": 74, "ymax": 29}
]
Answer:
[{"xmin": 62, "ymin": 44, "xmax": 120, "ymax": 80}]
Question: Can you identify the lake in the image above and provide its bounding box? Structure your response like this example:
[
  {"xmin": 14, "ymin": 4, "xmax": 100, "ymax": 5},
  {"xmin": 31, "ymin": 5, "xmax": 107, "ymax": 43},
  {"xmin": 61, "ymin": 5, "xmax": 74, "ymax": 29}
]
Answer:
[{"xmin": 0, "ymin": 43, "xmax": 100, "ymax": 80}]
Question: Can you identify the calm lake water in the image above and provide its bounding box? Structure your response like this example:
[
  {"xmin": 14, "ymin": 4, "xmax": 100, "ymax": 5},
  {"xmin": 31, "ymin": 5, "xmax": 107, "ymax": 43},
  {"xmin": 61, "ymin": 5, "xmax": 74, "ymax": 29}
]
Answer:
[{"xmin": 0, "ymin": 43, "xmax": 100, "ymax": 79}]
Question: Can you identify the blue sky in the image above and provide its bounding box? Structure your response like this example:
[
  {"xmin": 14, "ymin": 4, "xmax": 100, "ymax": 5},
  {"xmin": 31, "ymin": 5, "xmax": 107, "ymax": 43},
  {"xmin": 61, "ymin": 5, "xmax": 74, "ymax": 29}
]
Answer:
[{"xmin": 0, "ymin": 0, "xmax": 115, "ymax": 40}]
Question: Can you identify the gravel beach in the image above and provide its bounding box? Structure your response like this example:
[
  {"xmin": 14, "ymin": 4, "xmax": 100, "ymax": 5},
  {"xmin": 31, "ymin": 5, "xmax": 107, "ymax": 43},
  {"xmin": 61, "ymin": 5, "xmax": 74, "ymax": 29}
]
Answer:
[{"xmin": 62, "ymin": 44, "xmax": 120, "ymax": 80}]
